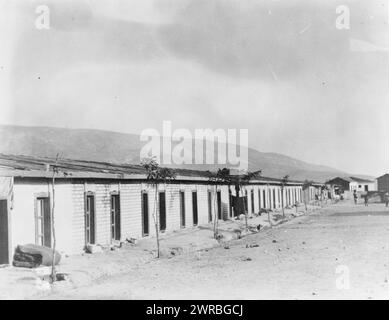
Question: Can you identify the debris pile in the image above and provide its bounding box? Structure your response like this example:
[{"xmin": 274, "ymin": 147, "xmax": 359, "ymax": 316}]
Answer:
[{"xmin": 13, "ymin": 244, "xmax": 61, "ymax": 268}]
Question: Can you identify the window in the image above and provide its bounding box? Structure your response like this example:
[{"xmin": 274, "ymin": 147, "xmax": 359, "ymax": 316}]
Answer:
[
  {"xmin": 110, "ymin": 194, "xmax": 121, "ymax": 241},
  {"xmin": 180, "ymin": 191, "xmax": 186, "ymax": 228},
  {"xmin": 35, "ymin": 196, "xmax": 51, "ymax": 247},
  {"xmin": 192, "ymin": 191, "xmax": 198, "ymax": 226},
  {"xmin": 208, "ymin": 190, "xmax": 212, "ymax": 222},
  {"xmin": 159, "ymin": 192, "xmax": 166, "ymax": 231},
  {"xmin": 85, "ymin": 194, "xmax": 95, "ymax": 245},
  {"xmin": 141, "ymin": 192, "xmax": 149, "ymax": 236},
  {"xmin": 258, "ymin": 189, "xmax": 261, "ymax": 209}
]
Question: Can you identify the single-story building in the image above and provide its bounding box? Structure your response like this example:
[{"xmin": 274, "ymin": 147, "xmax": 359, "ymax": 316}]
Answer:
[
  {"xmin": 0, "ymin": 154, "xmax": 323, "ymax": 265},
  {"xmin": 377, "ymin": 174, "xmax": 389, "ymax": 193},
  {"xmin": 327, "ymin": 176, "xmax": 376, "ymax": 194}
]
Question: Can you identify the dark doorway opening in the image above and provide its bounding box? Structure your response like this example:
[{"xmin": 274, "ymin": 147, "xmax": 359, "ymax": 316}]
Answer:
[
  {"xmin": 192, "ymin": 191, "xmax": 198, "ymax": 226},
  {"xmin": 228, "ymin": 189, "xmax": 233, "ymax": 219},
  {"xmin": 273, "ymin": 189, "xmax": 276, "ymax": 209},
  {"xmin": 217, "ymin": 191, "xmax": 222, "ymax": 219},
  {"xmin": 159, "ymin": 192, "xmax": 166, "ymax": 231},
  {"xmin": 0, "ymin": 200, "xmax": 9, "ymax": 265},
  {"xmin": 263, "ymin": 190, "xmax": 266, "ymax": 208},
  {"xmin": 251, "ymin": 190, "xmax": 255, "ymax": 213},
  {"xmin": 207, "ymin": 191, "xmax": 212, "ymax": 222},
  {"xmin": 180, "ymin": 191, "xmax": 186, "ymax": 228},
  {"xmin": 142, "ymin": 192, "xmax": 149, "ymax": 236}
]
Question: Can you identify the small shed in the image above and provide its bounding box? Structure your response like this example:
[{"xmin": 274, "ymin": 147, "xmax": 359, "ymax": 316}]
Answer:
[{"xmin": 377, "ymin": 174, "xmax": 389, "ymax": 193}]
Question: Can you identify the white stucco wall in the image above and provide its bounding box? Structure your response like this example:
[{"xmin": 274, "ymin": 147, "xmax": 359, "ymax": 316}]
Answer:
[
  {"xmin": 349, "ymin": 181, "xmax": 377, "ymax": 192},
  {"xmin": 11, "ymin": 180, "xmax": 73, "ymax": 254},
  {"xmin": 9, "ymin": 178, "xmax": 307, "ymax": 256}
]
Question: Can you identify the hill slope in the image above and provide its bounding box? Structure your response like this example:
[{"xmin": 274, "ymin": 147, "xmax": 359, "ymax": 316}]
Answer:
[{"xmin": 0, "ymin": 124, "xmax": 351, "ymax": 182}]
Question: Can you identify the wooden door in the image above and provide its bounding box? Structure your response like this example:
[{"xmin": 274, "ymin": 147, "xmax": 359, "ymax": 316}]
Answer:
[
  {"xmin": 159, "ymin": 192, "xmax": 166, "ymax": 231},
  {"xmin": 251, "ymin": 190, "xmax": 255, "ymax": 213},
  {"xmin": 192, "ymin": 191, "xmax": 198, "ymax": 225},
  {"xmin": 207, "ymin": 191, "xmax": 212, "ymax": 222},
  {"xmin": 273, "ymin": 189, "xmax": 276, "ymax": 209},
  {"xmin": 0, "ymin": 200, "xmax": 9, "ymax": 264},
  {"xmin": 263, "ymin": 190, "xmax": 266, "ymax": 208},
  {"xmin": 142, "ymin": 192, "xmax": 149, "ymax": 236},
  {"xmin": 180, "ymin": 191, "xmax": 186, "ymax": 228},
  {"xmin": 217, "ymin": 191, "xmax": 222, "ymax": 219}
]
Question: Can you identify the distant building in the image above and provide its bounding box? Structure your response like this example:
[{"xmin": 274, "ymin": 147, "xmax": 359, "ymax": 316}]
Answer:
[
  {"xmin": 377, "ymin": 174, "xmax": 389, "ymax": 193},
  {"xmin": 327, "ymin": 176, "xmax": 376, "ymax": 194}
]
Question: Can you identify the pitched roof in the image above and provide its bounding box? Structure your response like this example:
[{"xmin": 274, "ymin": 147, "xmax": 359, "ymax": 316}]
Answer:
[
  {"xmin": 0, "ymin": 154, "xmax": 308, "ymax": 185},
  {"xmin": 328, "ymin": 176, "xmax": 374, "ymax": 184},
  {"xmin": 349, "ymin": 176, "xmax": 374, "ymax": 183},
  {"xmin": 327, "ymin": 176, "xmax": 353, "ymax": 183},
  {"xmin": 377, "ymin": 173, "xmax": 389, "ymax": 179}
]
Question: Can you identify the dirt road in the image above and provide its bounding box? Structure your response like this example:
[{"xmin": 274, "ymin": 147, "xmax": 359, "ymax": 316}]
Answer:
[{"xmin": 44, "ymin": 202, "xmax": 389, "ymax": 300}]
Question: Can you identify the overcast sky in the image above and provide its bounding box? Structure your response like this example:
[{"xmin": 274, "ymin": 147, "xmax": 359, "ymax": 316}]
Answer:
[{"xmin": 0, "ymin": 0, "xmax": 388, "ymax": 176}]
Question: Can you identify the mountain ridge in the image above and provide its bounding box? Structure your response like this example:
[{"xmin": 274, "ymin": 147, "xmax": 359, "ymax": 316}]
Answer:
[{"xmin": 0, "ymin": 124, "xmax": 373, "ymax": 182}]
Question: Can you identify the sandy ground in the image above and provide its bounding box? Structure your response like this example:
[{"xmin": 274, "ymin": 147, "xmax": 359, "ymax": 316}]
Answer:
[
  {"xmin": 3, "ymin": 201, "xmax": 389, "ymax": 300},
  {"xmin": 46, "ymin": 201, "xmax": 389, "ymax": 300},
  {"xmin": 0, "ymin": 203, "xmax": 300, "ymax": 299}
]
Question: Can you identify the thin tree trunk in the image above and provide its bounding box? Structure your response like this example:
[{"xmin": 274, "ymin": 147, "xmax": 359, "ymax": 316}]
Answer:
[
  {"xmin": 281, "ymin": 188, "xmax": 285, "ymax": 218},
  {"xmin": 50, "ymin": 171, "xmax": 56, "ymax": 283},
  {"xmin": 242, "ymin": 186, "xmax": 248, "ymax": 231},
  {"xmin": 50, "ymin": 154, "xmax": 60, "ymax": 284},
  {"xmin": 234, "ymin": 184, "xmax": 239, "ymax": 221},
  {"xmin": 267, "ymin": 210, "xmax": 272, "ymax": 227},
  {"xmin": 213, "ymin": 184, "xmax": 218, "ymax": 239},
  {"xmin": 153, "ymin": 184, "xmax": 160, "ymax": 258}
]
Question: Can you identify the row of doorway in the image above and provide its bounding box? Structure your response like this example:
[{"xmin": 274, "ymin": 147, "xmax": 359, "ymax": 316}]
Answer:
[
  {"xmin": 0, "ymin": 194, "xmax": 122, "ymax": 264},
  {"xmin": 0, "ymin": 187, "xmax": 302, "ymax": 264},
  {"xmin": 231, "ymin": 187, "xmax": 302, "ymax": 217},
  {"xmin": 141, "ymin": 190, "xmax": 204, "ymax": 236}
]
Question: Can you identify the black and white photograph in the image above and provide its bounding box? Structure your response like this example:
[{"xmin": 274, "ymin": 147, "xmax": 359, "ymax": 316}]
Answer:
[{"xmin": 1, "ymin": 0, "xmax": 389, "ymax": 304}]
